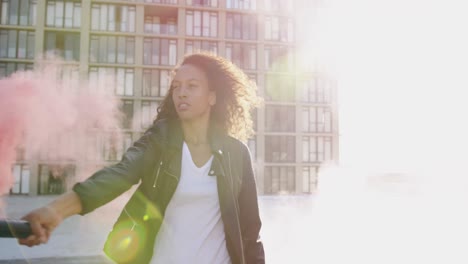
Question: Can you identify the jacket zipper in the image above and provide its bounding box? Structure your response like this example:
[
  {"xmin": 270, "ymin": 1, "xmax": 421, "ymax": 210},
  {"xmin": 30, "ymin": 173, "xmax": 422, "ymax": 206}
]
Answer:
[
  {"xmin": 152, "ymin": 160, "xmax": 163, "ymax": 188},
  {"xmin": 124, "ymin": 208, "xmax": 137, "ymax": 231},
  {"xmin": 227, "ymin": 151, "xmax": 246, "ymax": 264}
]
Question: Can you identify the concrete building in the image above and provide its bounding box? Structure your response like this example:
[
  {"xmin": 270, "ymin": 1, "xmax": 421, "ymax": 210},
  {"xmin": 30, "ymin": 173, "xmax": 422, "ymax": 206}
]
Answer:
[{"xmin": 0, "ymin": 0, "xmax": 338, "ymax": 195}]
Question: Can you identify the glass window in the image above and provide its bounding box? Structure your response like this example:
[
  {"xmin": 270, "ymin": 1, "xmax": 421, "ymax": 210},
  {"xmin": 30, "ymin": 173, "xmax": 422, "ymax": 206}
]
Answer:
[
  {"xmin": 265, "ymin": 105, "xmax": 295, "ymax": 132},
  {"xmin": 187, "ymin": 0, "xmax": 217, "ymax": 7},
  {"xmin": 91, "ymin": 3, "xmax": 136, "ymax": 32},
  {"xmin": 44, "ymin": 31, "xmax": 80, "ymax": 61},
  {"xmin": 161, "ymin": 39, "xmax": 168, "ymax": 65},
  {"xmin": 99, "ymin": 4, "xmax": 107, "ymax": 30},
  {"xmin": 210, "ymin": 12, "xmax": 217, "ymax": 37},
  {"xmin": 264, "ymin": 0, "xmax": 293, "ymax": 13},
  {"xmin": 318, "ymin": 107, "xmax": 332, "ymax": 132},
  {"xmin": 264, "ymin": 45, "xmax": 294, "ymax": 72},
  {"xmin": 45, "ymin": 0, "xmax": 80, "ymax": 28},
  {"xmin": 317, "ymin": 77, "xmax": 332, "ymax": 103},
  {"xmin": 38, "ymin": 164, "xmax": 75, "ymax": 195},
  {"xmin": 144, "ymin": 0, "xmax": 178, "ymax": 3},
  {"xmin": 26, "ymin": 30, "xmax": 34, "ymax": 59},
  {"xmin": 126, "ymin": 37, "xmax": 134, "ymax": 64},
  {"xmin": 194, "ymin": 10, "xmax": 201, "ymax": 36},
  {"xmin": 202, "ymin": 11, "xmax": 209, "ymax": 36},
  {"xmin": 128, "ymin": 6, "xmax": 135, "ymax": 32},
  {"xmin": 0, "ymin": 62, "xmax": 33, "ymax": 78},
  {"xmin": 302, "ymin": 166, "xmax": 317, "ymax": 193},
  {"xmin": 185, "ymin": 40, "xmax": 218, "ymax": 55},
  {"xmin": 227, "ymin": 0, "xmax": 256, "ymax": 10},
  {"xmin": 90, "ymin": 3, "xmax": 99, "ymax": 30},
  {"xmin": 142, "ymin": 69, "xmax": 157, "ymax": 97},
  {"xmin": 11, "ymin": 164, "xmax": 30, "ymax": 194},
  {"xmin": 225, "ymin": 43, "xmax": 256, "ymax": 70},
  {"xmin": 0, "ymin": 29, "xmax": 35, "ymax": 59},
  {"xmin": 160, "ymin": 69, "xmax": 170, "ymax": 96},
  {"xmin": 265, "ymin": 74, "xmax": 295, "ymax": 101},
  {"xmin": 117, "ymin": 36, "xmax": 125, "ymax": 63},
  {"xmin": 64, "ymin": 1, "xmax": 73, "ymax": 27},
  {"xmin": 124, "ymin": 69, "xmax": 134, "ymax": 96},
  {"xmin": 226, "ymin": 13, "xmax": 257, "ymax": 40},
  {"xmin": 301, "ymin": 77, "xmax": 333, "ymax": 103},
  {"xmin": 0, "ymin": 30, "xmax": 7, "ymax": 57},
  {"xmin": 103, "ymin": 133, "xmax": 132, "ymax": 161},
  {"xmin": 8, "ymin": 0, "xmax": 18, "ymax": 25},
  {"xmin": 265, "ymin": 16, "xmax": 293, "ymax": 43},
  {"xmin": 302, "ymin": 106, "xmax": 316, "ymax": 132},
  {"xmin": 89, "ymin": 67, "xmax": 134, "ymax": 96},
  {"xmin": 169, "ymin": 40, "xmax": 177, "ymax": 65},
  {"xmin": 141, "ymin": 100, "xmax": 159, "ymax": 129},
  {"xmin": 19, "ymin": 0, "xmax": 28, "ymax": 25},
  {"xmin": 17, "ymin": 30, "xmax": 26, "ymax": 58},
  {"xmin": 302, "ymin": 106, "xmax": 332, "ymax": 133},
  {"xmin": 90, "ymin": 35, "xmax": 135, "ymax": 64},
  {"xmin": 121, "ymin": 99, "xmax": 133, "ymax": 129},
  {"xmin": 144, "ymin": 15, "xmax": 178, "ymax": 35},
  {"xmin": 302, "ymin": 136, "xmax": 333, "ymax": 162},
  {"xmin": 54, "ymin": 1, "xmax": 63, "ymax": 27},
  {"xmin": 265, "ymin": 136, "xmax": 295, "ymax": 163},
  {"xmin": 143, "ymin": 38, "xmax": 177, "ymax": 66},
  {"xmin": 264, "ymin": 166, "xmax": 295, "ymax": 194},
  {"xmin": 301, "ymin": 78, "xmax": 316, "ymax": 102},
  {"xmin": 107, "ymin": 36, "xmax": 116, "ymax": 63},
  {"xmin": 186, "ymin": 11, "xmax": 193, "ymax": 36},
  {"xmin": 7, "ymin": 29, "xmax": 16, "ymax": 58},
  {"xmin": 186, "ymin": 10, "xmax": 217, "ymax": 37},
  {"xmin": 73, "ymin": 2, "xmax": 80, "ymax": 27},
  {"xmin": 0, "ymin": 0, "xmax": 8, "ymax": 24}
]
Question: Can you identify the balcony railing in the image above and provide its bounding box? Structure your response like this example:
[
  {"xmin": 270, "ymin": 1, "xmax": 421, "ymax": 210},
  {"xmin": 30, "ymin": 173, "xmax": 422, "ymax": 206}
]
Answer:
[
  {"xmin": 143, "ymin": 0, "xmax": 178, "ymax": 4},
  {"xmin": 144, "ymin": 23, "xmax": 177, "ymax": 35}
]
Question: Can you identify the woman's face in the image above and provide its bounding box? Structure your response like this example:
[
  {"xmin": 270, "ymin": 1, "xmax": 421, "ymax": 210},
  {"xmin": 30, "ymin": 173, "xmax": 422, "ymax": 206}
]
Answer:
[{"xmin": 171, "ymin": 64, "xmax": 216, "ymax": 122}]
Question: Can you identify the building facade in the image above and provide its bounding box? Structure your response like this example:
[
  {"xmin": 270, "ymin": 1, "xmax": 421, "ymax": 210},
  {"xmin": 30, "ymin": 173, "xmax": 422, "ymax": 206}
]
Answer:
[{"xmin": 1, "ymin": 0, "xmax": 338, "ymax": 195}]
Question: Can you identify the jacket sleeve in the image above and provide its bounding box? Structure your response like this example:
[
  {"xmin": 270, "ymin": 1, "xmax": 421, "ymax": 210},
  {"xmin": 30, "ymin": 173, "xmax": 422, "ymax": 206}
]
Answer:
[
  {"xmin": 72, "ymin": 128, "xmax": 155, "ymax": 215},
  {"xmin": 238, "ymin": 144, "xmax": 265, "ymax": 264}
]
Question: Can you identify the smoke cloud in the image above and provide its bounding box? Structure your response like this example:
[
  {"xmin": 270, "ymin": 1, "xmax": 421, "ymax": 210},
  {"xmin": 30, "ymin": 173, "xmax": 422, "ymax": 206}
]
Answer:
[{"xmin": 0, "ymin": 58, "xmax": 123, "ymax": 197}]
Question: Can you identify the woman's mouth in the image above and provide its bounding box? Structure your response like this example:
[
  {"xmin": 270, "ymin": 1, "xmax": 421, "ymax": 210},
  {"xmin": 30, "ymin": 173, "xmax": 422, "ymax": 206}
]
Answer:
[{"xmin": 178, "ymin": 103, "xmax": 189, "ymax": 111}]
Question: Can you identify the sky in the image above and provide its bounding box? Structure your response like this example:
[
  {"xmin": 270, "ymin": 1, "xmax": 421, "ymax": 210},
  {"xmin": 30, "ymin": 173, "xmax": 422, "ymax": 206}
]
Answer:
[
  {"xmin": 302, "ymin": 0, "xmax": 468, "ymax": 175},
  {"xmin": 293, "ymin": 4, "xmax": 468, "ymax": 261}
]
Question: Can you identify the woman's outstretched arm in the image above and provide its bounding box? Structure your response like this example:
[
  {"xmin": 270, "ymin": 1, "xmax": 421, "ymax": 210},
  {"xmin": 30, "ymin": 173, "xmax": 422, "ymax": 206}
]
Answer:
[{"xmin": 18, "ymin": 191, "xmax": 82, "ymax": 247}]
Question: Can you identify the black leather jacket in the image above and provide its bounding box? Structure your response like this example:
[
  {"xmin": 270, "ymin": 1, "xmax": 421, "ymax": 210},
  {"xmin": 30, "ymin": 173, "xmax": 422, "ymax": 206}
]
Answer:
[{"xmin": 73, "ymin": 119, "xmax": 265, "ymax": 264}]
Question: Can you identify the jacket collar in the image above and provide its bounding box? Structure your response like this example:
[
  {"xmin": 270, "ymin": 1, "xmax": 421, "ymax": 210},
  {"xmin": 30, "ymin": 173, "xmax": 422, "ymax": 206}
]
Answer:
[
  {"xmin": 152, "ymin": 118, "xmax": 228, "ymax": 178},
  {"xmin": 162, "ymin": 118, "xmax": 227, "ymax": 155}
]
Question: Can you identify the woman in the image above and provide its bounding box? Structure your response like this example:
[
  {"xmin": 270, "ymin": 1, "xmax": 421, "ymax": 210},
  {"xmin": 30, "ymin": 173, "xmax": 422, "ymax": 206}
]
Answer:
[{"xmin": 19, "ymin": 53, "xmax": 265, "ymax": 264}]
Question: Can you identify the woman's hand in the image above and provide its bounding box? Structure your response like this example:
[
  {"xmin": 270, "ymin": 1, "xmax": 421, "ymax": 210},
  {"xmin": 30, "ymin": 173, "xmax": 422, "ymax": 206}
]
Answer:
[
  {"xmin": 17, "ymin": 191, "xmax": 83, "ymax": 247},
  {"xmin": 18, "ymin": 205, "xmax": 63, "ymax": 247}
]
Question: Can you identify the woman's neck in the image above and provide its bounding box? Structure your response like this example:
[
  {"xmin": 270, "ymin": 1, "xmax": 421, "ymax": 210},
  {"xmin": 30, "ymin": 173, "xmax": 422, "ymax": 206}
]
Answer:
[{"xmin": 181, "ymin": 118, "xmax": 210, "ymax": 146}]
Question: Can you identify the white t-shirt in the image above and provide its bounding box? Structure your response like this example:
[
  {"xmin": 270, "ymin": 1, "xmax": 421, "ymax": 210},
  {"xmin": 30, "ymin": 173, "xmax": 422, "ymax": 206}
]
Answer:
[{"xmin": 150, "ymin": 142, "xmax": 231, "ymax": 264}]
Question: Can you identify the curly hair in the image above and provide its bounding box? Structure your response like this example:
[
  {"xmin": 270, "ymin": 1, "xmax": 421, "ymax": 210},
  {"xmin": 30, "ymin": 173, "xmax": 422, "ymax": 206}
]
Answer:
[{"xmin": 155, "ymin": 52, "xmax": 262, "ymax": 142}]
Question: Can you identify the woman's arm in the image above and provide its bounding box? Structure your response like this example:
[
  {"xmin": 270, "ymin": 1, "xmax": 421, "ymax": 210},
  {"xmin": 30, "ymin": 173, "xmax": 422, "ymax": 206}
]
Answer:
[
  {"xmin": 72, "ymin": 127, "xmax": 155, "ymax": 215},
  {"xmin": 18, "ymin": 191, "xmax": 82, "ymax": 247},
  {"xmin": 18, "ymin": 126, "xmax": 157, "ymax": 247}
]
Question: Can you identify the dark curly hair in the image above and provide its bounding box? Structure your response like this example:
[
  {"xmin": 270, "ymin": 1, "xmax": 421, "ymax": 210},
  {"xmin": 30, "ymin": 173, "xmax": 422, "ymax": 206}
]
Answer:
[{"xmin": 155, "ymin": 52, "xmax": 262, "ymax": 142}]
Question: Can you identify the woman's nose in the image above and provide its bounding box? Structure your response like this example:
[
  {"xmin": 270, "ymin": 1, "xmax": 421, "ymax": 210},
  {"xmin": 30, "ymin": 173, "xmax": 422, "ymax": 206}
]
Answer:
[{"xmin": 178, "ymin": 86, "xmax": 188, "ymax": 98}]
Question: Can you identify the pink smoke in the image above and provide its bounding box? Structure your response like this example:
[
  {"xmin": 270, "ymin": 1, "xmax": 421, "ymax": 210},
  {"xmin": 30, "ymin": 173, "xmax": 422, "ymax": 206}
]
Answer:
[{"xmin": 0, "ymin": 58, "xmax": 123, "ymax": 196}]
